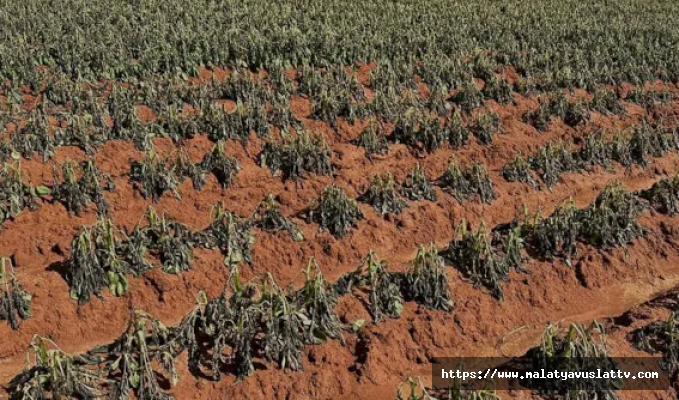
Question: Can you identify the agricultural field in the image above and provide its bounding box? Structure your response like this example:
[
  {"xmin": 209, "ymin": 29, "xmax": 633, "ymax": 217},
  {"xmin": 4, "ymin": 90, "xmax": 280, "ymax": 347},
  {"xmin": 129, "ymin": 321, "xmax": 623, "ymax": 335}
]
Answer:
[{"xmin": 1, "ymin": 0, "xmax": 679, "ymax": 399}]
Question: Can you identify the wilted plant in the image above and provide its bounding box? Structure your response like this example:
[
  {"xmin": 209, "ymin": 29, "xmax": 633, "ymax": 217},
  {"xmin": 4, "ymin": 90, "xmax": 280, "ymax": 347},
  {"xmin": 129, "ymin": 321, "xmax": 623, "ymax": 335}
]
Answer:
[
  {"xmin": 629, "ymin": 122, "xmax": 676, "ymax": 166},
  {"xmin": 639, "ymin": 175, "xmax": 679, "ymax": 215},
  {"xmin": 577, "ymin": 181, "xmax": 645, "ymax": 248},
  {"xmin": 363, "ymin": 251, "xmax": 403, "ymax": 322},
  {"xmin": 502, "ymin": 152, "xmax": 538, "ymax": 188},
  {"xmin": 633, "ymin": 311, "xmax": 679, "ymax": 371},
  {"xmin": 130, "ymin": 148, "xmax": 181, "ymax": 201},
  {"xmin": 9, "ymin": 336, "xmax": 105, "ymax": 400},
  {"xmin": 170, "ymin": 148, "xmax": 205, "ymax": 190},
  {"xmin": 522, "ymin": 201, "xmax": 580, "ymax": 262},
  {"xmin": 0, "ymin": 162, "xmax": 49, "ymax": 225},
  {"xmin": 65, "ymin": 219, "xmax": 129, "ymax": 302},
  {"xmin": 307, "ymin": 185, "xmax": 364, "ymax": 238},
  {"xmin": 0, "ymin": 257, "xmax": 31, "ymax": 329},
  {"xmin": 443, "ymin": 221, "xmax": 509, "ymax": 299},
  {"xmin": 199, "ymin": 141, "xmax": 240, "ymax": 189},
  {"xmin": 142, "ymin": 207, "xmax": 194, "ymax": 274},
  {"xmin": 436, "ymin": 159, "xmax": 496, "ymax": 204},
  {"xmin": 252, "ymin": 194, "xmax": 303, "ymax": 241},
  {"xmin": 293, "ymin": 258, "xmax": 343, "ymax": 340},
  {"xmin": 470, "ymin": 111, "xmax": 500, "ymax": 145},
  {"xmin": 402, "ymin": 164, "xmax": 437, "ymax": 201},
  {"xmin": 610, "ymin": 132, "xmax": 632, "ymax": 166},
  {"xmin": 393, "ymin": 109, "xmax": 448, "ymax": 153},
  {"xmin": 451, "ymin": 80, "xmax": 485, "ymax": 112},
  {"xmin": 52, "ymin": 160, "xmax": 114, "ymax": 216},
  {"xmin": 355, "ymin": 121, "xmax": 389, "ymax": 160},
  {"xmin": 525, "ymin": 97, "xmax": 555, "ymax": 132},
  {"xmin": 625, "ymin": 86, "xmax": 672, "ymax": 110},
  {"xmin": 447, "ymin": 109, "xmax": 469, "ymax": 149},
  {"xmin": 260, "ymin": 129, "xmax": 333, "ymax": 179},
  {"xmin": 402, "ymin": 244, "xmax": 453, "ymax": 311},
  {"xmin": 577, "ymin": 130, "xmax": 611, "ymax": 168},
  {"xmin": 528, "ymin": 322, "xmax": 619, "ymax": 400},
  {"xmin": 483, "ymin": 76, "xmax": 513, "ymax": 104},
  {"xmin": 360, "ymin": 172, "xmax": 408, "ymax": 216},
  {"xmin": 92, "ymin": 311, "xmax": 186, "ymax": 400},
  {"xmin": 394, "ymin": 377, "xmax": 438, "ymax": 400},
  {"xmin": 198, "ymin": 269, "xmax": 258, "ymax": 380},
  {"xmin": 529, "ymin": 141, "xmax": 579, "ymax": 187},
  {"xmin": 196, "ymin": 202, "xmax": 254, "ymax": 267},
  {"xmin": 261, "ymin": 274, "xmax": 307, "ymax": 372},
  {"xmin": 591, "ymin": 89, "xmax": 625, "ymax": 115}
]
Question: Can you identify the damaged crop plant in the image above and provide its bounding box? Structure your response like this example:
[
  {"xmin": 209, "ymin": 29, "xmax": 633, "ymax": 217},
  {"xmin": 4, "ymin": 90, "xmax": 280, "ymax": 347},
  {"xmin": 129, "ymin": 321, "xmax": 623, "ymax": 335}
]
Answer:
[
  {"xmin": 260, "ymin": 129, "xmax": 333, "ymax": 180},
  {"xmin": 0, "ymin": 257, "xmax": 32, "ymax": 329},
  {"xmin": 52, "ymin": 160, "xmax": 115, "ymax": 216},
  {"xmin": 306, "ymin": 185, "xmax": 364, "ymax": 238},
  {"xmin": 6, "ymin": 0, "xmax": 679, "ymax": 398}
]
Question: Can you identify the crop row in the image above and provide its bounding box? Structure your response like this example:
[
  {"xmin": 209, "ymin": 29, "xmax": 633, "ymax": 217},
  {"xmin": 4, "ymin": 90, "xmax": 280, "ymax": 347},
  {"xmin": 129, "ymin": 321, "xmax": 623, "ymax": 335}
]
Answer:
[
  {"xmin": 0, "ymin": 66, "xmax": 672, "ymax": 166},
  {"xmin": 1, "ymin": 0, "xmax": 679, "ymax": 93},
  {"xmin": 8, "ymin": 176, "xmax": 676, "ymax": 399}
]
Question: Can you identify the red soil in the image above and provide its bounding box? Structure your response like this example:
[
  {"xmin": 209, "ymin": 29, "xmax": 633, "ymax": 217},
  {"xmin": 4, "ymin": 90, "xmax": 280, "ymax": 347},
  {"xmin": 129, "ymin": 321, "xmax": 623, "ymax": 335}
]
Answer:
[{"xmin": 1, "ymin": 80, "xmax": 679, "ymax": 400}]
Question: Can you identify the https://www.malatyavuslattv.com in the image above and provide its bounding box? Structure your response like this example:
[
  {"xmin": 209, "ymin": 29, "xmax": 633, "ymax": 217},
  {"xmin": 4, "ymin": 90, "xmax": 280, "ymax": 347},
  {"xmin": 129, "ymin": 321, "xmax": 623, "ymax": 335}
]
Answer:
[{"xmin": 432, "ymin": 357, "xmax": 669, "ymax": 391}]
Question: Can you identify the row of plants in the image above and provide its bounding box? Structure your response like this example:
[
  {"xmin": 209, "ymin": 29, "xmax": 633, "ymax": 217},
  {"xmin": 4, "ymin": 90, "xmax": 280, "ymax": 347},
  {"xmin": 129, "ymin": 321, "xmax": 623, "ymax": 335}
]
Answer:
[
  {"xmin": 2, "ymin": 0, "xmax": 679, "ymax": 94},
  {"xmin": 503, "ymin": 121, "xmax": 679, "ymax": 188},
  {"xmin": 394, "ymin": 321, "xmax": 617, "ymax": 400},
  {"xmin": 10, "ymin": 246, "xmax": 454, "ymax": 400},
  {"xmin": 1, "ymin": 60, "xmax": 673, "ymax": 168}
]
